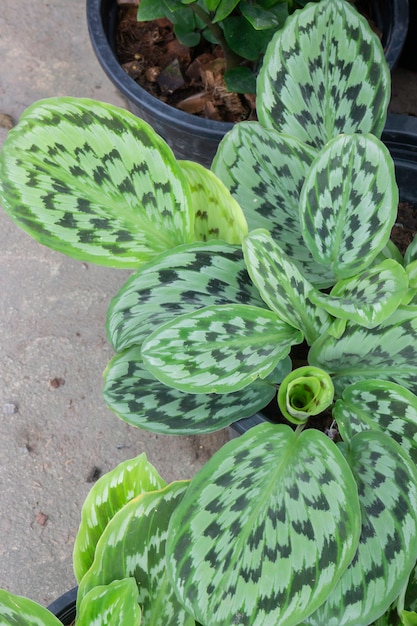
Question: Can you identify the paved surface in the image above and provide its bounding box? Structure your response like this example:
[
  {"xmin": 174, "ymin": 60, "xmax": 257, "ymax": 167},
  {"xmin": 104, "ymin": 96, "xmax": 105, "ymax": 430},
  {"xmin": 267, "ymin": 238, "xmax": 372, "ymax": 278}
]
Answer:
[{"xmin": 0, "ymin": 0, "xmax": 416, "ymax": 609}]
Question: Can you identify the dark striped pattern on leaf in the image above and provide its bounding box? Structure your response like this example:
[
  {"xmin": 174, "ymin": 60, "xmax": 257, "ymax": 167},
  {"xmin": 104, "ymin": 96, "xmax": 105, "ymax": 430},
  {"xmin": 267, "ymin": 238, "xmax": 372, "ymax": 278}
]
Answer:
[
  {"xmin": 0, "ymin": 589, "xmax": 62, "ymax": 626},
  {"xmin": 77, "ymin": 481, "xmax": 194, "ymax": 626},
  {"xmin": 305, "ymin": 432, "xmax": 417, "ymax": 626},
  {"xmin": 300, "ymin": 134, "xmax": 398, "ymax": 279},
  {"xmin": 334, "ymin": 380, "xmax": 417, "ymax": 464},
  {"xmin": 309, "ymin": 307, "xmax": 417, "ymax": 395},
  {"xmin": 106, "ymin": 241, "xmax": 265, "ymax": 352},
  {"xmin": 257, "ymin": 0, "xmax": 390, "ymax": 148},
  {"xmin": 141, "ymin": 304, "xmax": 303, "ymax": 393},
  {"xmin": 166, "ymin": 423, "xmax": 361, "ymax": 626},
  {"xmin": 0, "ymin": 98, "xmax": 193, "ymax": 267},
  {"xmin": 212, "ymin": 122, "xmax": 334, "ymax": 288},
  {"xmin": 77, "ymin": 579, "xmax": 141, "ymax": 626},
  {"xmin": 103, "ymin": 347, "xmax": 276, "ymax": 434}
]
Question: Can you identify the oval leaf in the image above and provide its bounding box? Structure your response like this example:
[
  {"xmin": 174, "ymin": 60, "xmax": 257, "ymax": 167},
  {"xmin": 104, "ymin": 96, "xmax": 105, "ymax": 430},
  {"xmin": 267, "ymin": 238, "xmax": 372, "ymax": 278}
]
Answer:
[
  {"xmin": 141, "ymin": 303, "xmax": 303, "ymax": 393},
  {"xmin": 257, "ymin": 0, "xmax": 390, "ymax": 147},
  {"xmin": 300, "ymin": 134, "xmax": 398, "ymax": 279},
  {"xmin": 73, "ymin": 453, "xmax": 166, "ymax": 582},
  {"xmin": 166, "ymin": 422, "xmax": 361, "ymax": 626},
  {"xmin": 0, "ymin": 589, "xmax": 62, "ymax": 626},
  {"xmin": 0, "ymin": 97, "xmax": 193, "ymax": 268},
  {"xmin": 103, "ymin": 346, "xmax": 276, "ymax": 434},
  {"xmin": 77, "ymin": 579, "xmax": 141, "ymax": 626}
]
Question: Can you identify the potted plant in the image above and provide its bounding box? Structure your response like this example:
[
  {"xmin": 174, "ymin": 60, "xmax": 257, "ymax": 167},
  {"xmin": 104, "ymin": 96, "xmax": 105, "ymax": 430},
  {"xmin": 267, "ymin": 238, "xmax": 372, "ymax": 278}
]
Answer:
[
  {"xmin": 86, "ymin": 0, "xmax": 409, "ymax": 166},
  {"xmin": 1, "ymin": 0, "xmax": 417, "ymax": 623}
]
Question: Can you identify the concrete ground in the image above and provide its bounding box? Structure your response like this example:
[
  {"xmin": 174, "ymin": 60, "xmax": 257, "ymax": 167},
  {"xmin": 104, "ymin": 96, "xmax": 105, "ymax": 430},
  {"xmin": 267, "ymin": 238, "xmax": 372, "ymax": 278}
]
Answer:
[{"xmin": 0, "ymin": 0, "xmax": 416, "ymax": 610}]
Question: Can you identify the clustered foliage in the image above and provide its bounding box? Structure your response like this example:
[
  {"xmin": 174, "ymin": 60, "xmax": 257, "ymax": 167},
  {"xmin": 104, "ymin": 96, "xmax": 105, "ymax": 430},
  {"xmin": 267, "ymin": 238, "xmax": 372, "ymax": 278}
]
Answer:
[{"xmin": 1, "ymin": 1, "xmax": 417, "ymax": 625}]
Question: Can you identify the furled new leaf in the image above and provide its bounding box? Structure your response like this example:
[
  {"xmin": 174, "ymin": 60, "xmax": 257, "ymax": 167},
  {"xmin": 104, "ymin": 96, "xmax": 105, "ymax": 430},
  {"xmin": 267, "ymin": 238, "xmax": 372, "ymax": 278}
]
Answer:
[
  {"xmin": 77, "ymin": 481, "xmax": 193, "ymax": 626},
  {"xmin": 141, "ymin": 304, "xmax": 303, "ymax": 393},
  {"xmin": 0, "ymin": 589, "xmax": 62, "ymax": 626},
  {"xmin": 212, "ymin": 122, "xmax": 335, "ymax": 288},
  {"xmin": 305, "ymin": 432, "xmax": 417, "ymax": 626},
  {"xmin": 257, "ymin": 0, "xmax": 390, "ymax": 147},
  {"xmin": 179, "ymin": 160, "xmax": 248, "ymax": 244},
  {"xmin": 73, "ymin": 453, "xmax": 166, "ymax": 583},
  {"xmin": 300, "ymin": 134, "xmax": 398, "ymax": 279},
  {"xmin": 333, "ymin": 380, "xmax": 417, "ymax": 464},
  {"xmin": 104, "ymin": 346, "xmax": 276, "ymax": 434},
  {"xmin": 0, "ymin": 98, "xmax": 194, "ymax": 268},
  {"xmin": 309, "ymin": 307, "xmax": 417, "ymax": 395},
  {"xmin": 166, "ymin": 422, "xmax": 361, "ymax": 626},
  {"xmin": 243, "ymin": 229, "xmax": 331, "ymax": 344},
  {"xmin": 76, "ymin": 579, "xmax": 141, "ymax": 626},
  {"xmin": 106, "ymin": 241, "xmax": 265, "ymax": 353},
  {"xmin": 309, "ymin": 259, "xmax": 408, "ymax": 328}
]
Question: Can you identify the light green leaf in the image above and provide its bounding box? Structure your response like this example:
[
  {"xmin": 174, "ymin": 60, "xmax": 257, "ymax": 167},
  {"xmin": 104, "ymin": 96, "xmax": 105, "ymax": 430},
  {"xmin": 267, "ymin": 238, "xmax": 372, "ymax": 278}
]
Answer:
[
  {"xmin": 76, "ymin": 579, "xmax": 141, "ymax": 626},
  {"xmin": 212, "ymin": 122, "xmax": 334, "ymax": 288},
  {"xmin": 243, "ymin": 229, "xmax": 332, "ymax": 344},
  {"xmin": 257, "ymin": 0, "xmax": 390, "ymax": 147},
  {"xmin": 300, "ymin": 134, "xmax": 398, "ymax": 279},
  {"xmin": 106, "ymin": 241, "xmax": 265, "ymax": 353},
  {"xmin": 305, "ymin": 432, "xmax": 417, "ymax": 626},
  {"xmin": 179, "ymin": 160, "xmax": 248, "ymax": 244},
  {"xmin": 167, "ymin": 422, "xmax": 361, "ymax": 626},
  {"xmin": 0, "ymin": 589, "xmax": 62, "ymax": 626},
  {"xmin": 78, "ymin": 481, "xmax": 193, "ymax": 626},
  {"xmin": 277, "ymin": 365, "xmax": 334, "ymax": 424},
  {"xmin": 309, "ymin": 259, "xmax": 408, "ymax": 328},
  {"xmin": 309, "ymin": 307, "xmax": 417, "ymax": 395},
  {"xmin": 141, "ymin": 303, "xmax": 303, "ymax": 393},
  {"xmin": 0, "ymin": 97, "xmax": 194, "ymax": 268},
  {"xmin": 74, "ymin": 453, "xmax": 167, "ymax": 583},
  {"xmin": 401, "ymin": 612, "xmax": 417, "ymax": 626},
  {"xmin": 213, "ymin": 0, "xmax": 240, "ymax": 22},
  {"xmin": 333, "ymin": 380, "xmax": 417, "ymax": 464},
  {"xmin": 103, "ymin": 346, "xmax": 276, "ymax": 434}
]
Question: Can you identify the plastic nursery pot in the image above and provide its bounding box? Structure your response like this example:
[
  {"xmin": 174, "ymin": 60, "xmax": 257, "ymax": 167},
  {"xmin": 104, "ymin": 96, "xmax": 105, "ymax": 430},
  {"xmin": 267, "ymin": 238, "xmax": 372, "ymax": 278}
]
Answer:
[
  {"xmin": 47, "ymin": 587, "xmax": 77, "ymax": 625},
  {"xmin": 86, "ymin": 0, "xmax": 408, "ymax": 168},
  {"xmin": 232, "ymin": 112, "xmax": 417, "ymax": 436}
]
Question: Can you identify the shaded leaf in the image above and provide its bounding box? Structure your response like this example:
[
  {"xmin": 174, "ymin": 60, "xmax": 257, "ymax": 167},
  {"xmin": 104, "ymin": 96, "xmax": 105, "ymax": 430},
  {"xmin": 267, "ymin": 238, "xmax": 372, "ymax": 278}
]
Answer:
[
  {"xmin": 0, "ymin": 589, "xmax": 61, "ymax": 626},
  {"xmin": 0, "ymin": 98, "xmax": 193, "ymax": 268},
  {"xmin": 76, "ymin": 579, "xmax": 141, "ymax": 626},
  {"xmin": 73, "ymin": 453, "xmax": 166, "ymax": 583},
  {"xmin": 257, "ymin": 0, "xmax": 390, "ymax": 147},
  {"xmin": 141, "ymin": 304, "xmax": 303, "ymax": 393},
  {"xmin": 167, "ymin": 422, "xmax": 361, "ymax": 626}
]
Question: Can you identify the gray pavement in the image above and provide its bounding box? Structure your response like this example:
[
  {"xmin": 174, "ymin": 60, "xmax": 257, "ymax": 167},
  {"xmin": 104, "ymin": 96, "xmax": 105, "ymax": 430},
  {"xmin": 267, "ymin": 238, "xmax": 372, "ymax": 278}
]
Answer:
[{"xmin": 0, "ymin": 0, "xmax": 416, "ymax": 610}]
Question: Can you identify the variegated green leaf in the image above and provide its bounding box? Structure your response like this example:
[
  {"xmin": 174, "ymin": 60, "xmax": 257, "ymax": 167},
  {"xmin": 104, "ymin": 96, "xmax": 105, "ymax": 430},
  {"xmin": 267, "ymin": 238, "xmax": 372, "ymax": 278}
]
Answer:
[
  {"xmin": 166, "ymin": 422, "xmax": 361, "ymax": 626},
  {"xmin": 73, "ymin": 453, "xmax": 166, "ymax": 583},
  {"xmin": 0, "ymin": 97, "xmax": 194, "ymax": 268},
  {"xmin": 0, "ymin": 589, "xmax": 62, "ymax": 626},
  {"xmin": 212, "ymin": 122, "xmax": 334, "ymax": 288},
  {"xmin": 106, "ymin": 241, "xmax": 265, "ymax": 353},
  {"xmin": 179, "ymin": 160, "xmax": 248, "ymax": 244},
  {"xmin": 77, "ymin": 578, "xmax": 141, "ymax": 626},
  {"xmin": 305, "ymin": 431, "xmax": 417, "ymax": 626},
  {"xmin": 257, "ymin": 0, "xmax": 390, "ymax": 147},
  {"xmin": 405, "ymin": 234, "xmax": 417, "ymax": 267},
  {"xmin": 141, "ymin": 304, "xmax": 303, "ymax": 393},
  {"xmin": 78, "ymin": 481, "xmax": 193, "ymax": 626},
  {"xmin": 309, "ymin": 306, "xmax": 417, "ymax": 395},
  {"xmin": 103, "ymin": 346, "xmax": 276, "ymax": 434},
  {"xmin": 243, "ymin": 229, "xmax": 332, "ymax": 344},
  {"xmin": 310, "ymin": 259, "xmax": 408, "ymax": 329},
  {"xmin": 300, "ymin": 134, "xmax": 398, "ymax": 279},
  {"xmin": 333, "ymin": 380, "xmax": 417, "ymax": 464}
]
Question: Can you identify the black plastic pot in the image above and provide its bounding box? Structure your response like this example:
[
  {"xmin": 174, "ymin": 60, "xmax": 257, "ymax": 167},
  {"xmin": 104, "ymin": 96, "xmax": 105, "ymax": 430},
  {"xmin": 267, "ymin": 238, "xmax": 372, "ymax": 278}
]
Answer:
[
  {"xmin": 47, "ymin": 587, "xmax": 77, "ymax": 625},
  {"xmin": 232, "ymin": 112, "xmax": 417, "ymax": 436},
  {"xmin": 86, "ymin": 0, "xmax": 409, "ymax": 167}
]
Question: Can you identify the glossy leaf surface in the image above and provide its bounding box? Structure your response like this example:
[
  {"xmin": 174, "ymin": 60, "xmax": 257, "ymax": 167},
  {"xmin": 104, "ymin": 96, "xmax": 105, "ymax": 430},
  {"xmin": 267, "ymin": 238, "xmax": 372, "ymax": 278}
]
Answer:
[
  {"xmin": 0, "ymin": 98, "xmax": 193, "ymax": 267},
  {"xmin": 76, "ymin": 579, "xmax": 141, "ymax": 626},
  {"xmin": 167, "ymin": 422, "xmax": 361, "ymax": 626},
  {"xmin": 103, "ymin": 346, "xmax": 276, "ymax": 434},
  {"xmin": 106, "ymin": 241, "xmax": 265, "ymax": 353},
  {"xmin": 0, "ymin": 589, "xmax": 61, "ymax": 626},
  {"xmin": 257, "ymin": 0, "xmax": 390, "ymax": 147},
  {"xmin": 300, "ymin": 134, "xmax": 398, "ymax": 279},
  {"xmin": 73, "ymin": 453, "xmax": 166, "ymax": 582},
  {"xmin": 305, "ymin": 432, "xmax": 417, "ymax": 626},
  {"xmin": 141, "ymin": 304, "xmax": 303, "ymax": 393},
  {"xmin": 78, "ymin": 481, "xmax": 193, "ymax": 626}
]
